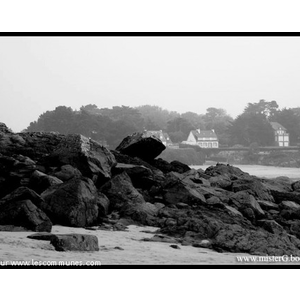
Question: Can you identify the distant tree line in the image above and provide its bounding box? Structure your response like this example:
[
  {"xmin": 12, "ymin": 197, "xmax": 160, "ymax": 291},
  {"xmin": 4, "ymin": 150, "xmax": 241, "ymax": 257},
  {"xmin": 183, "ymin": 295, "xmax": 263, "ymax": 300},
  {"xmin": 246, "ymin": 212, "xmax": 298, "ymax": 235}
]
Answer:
[{"xmin": 25, "ymin": 100, "xmax": 300, "ymax": 148}]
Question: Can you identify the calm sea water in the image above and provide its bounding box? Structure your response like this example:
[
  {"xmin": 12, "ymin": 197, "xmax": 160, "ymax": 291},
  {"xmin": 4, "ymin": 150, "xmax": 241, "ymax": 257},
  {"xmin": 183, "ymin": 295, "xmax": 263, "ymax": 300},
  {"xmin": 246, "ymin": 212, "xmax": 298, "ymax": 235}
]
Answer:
[{"xmin": 190, "ymin": 164, "xmax": 300, "ymax": 180}]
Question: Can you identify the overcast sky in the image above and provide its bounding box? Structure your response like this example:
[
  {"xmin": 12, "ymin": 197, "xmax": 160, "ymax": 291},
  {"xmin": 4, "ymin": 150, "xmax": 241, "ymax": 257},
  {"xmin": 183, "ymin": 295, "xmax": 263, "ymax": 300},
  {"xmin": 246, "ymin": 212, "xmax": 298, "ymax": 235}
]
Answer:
[{"xmin": 1, "ymin": 36, "xmax": 300, "ymax": 132}]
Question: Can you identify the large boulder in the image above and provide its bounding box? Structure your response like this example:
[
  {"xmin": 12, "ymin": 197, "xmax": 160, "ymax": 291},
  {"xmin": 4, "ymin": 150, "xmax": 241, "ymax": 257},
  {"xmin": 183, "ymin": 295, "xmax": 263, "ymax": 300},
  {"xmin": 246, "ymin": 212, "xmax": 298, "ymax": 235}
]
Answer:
[
  {"xmin": 161, "ymin": 172, "xmax": 207, "ymax": 205},
  {"xmin": 27, "ymin": 232, "xmax": 99, "ymax": 251},
  {"xmin": 231, "ymin": 178, "xmax": 274, "ymax": 202},
  {"xmin": 29, "ymin": 170, "xmax": 63, "ymax": 194},
  {"xmin": 152, "ymin": 158, "xmax": 190, "ymax": 174},
  {"xmin": 115, "ymin": 132, "xmax": 166, "ymax": 162},
  {"xmin": 213, "ymin": 223, "xmax": 300, "ymax": 256},
  {"xmin": 0, "ymin": 186, "xmax": 45, "ymax": 208},
  {"xmin": 4, "ymin": 131, "xmax": 63, "ymax": 161},
  {"xmin": 46, "ymin": 134, "xmax": 116, "ymax": 187},
  {"xmin": 113, "ymin": 163, "xmax": 160, "ymax": 190},
  {"xmin": 100, "ymin": 172, "xmax": 145, "ymax": 210},
  {"xmin": 261, "ymin": 177, "xmax": 300, "ymax": 204},
  {"xmin": 100, "ymin": 172, "xmax": 158, "ymax": 225},
  {"xmin": 229, "ymin": 191, "xmax": 265, "ymax": 220},
  {"xmin": 0, "ymin": 154, "xmax": 37, "ymax": 198},
  {"xmin": 53, "ymin": 165, "xmax": 82, "ymax": 182},
  {"xmin": 0, "ymin": 199, "xmax": 52, "ymax": 232},
  {"xmin": 205, "ymin": 163, "xmax": 252, "ymax": 180},
  {"xmin": 292, "ymin": 181, "xmax": 300, "ymax": 192},
  {"xmin": 41, "ymin": 177, "xmax": 100, "ymax": 227},
  {"xmin": 51, "ymin": 234, "xmax": 99, "ymax": 251}
]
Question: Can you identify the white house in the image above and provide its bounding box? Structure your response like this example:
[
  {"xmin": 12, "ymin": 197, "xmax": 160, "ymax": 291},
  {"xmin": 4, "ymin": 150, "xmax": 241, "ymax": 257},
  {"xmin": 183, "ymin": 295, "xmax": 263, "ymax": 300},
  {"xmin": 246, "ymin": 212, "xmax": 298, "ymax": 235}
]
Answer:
[
  {"xmin": 270, "ymin": 122, "xmax": 289, "ymax": 147},
  {"xmin": 144, "ymin": 130, "xmax": 173, "ymax": 146},
  {"xmin": 182, "ymin": 129, "xmax": 219, "ymax": 148}
]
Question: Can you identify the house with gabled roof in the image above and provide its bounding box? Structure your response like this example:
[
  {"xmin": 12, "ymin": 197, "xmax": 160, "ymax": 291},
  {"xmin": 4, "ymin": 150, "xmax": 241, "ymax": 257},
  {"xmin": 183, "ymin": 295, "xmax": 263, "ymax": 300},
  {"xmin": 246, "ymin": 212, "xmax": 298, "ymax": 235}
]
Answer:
[
  {"xmin": 144, "ymin": 130, "xmax": 173, "ymax": 146},
  {"xmin": 270, "ymin": 122, "xmax": 289, "ymax": 147},
  {"xmin": 182, "ymin": 129, "xmax": 219, "ymax": 148}
]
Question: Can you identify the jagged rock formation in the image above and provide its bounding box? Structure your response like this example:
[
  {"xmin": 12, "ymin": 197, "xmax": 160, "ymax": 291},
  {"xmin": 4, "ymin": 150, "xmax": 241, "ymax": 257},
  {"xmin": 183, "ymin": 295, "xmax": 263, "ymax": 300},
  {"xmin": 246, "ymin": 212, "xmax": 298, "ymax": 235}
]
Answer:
[{"xmin": 1, "ymin": 124, "xmax": 300, "ymax": 255}]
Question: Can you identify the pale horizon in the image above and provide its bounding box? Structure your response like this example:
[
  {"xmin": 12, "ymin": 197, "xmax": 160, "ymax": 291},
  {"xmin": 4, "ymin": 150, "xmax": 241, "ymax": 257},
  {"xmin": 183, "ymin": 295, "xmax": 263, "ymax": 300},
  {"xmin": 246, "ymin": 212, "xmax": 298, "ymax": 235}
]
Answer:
[{"xmin": 1, "ymin": 36, "xmax": 300, "ymax": 132}]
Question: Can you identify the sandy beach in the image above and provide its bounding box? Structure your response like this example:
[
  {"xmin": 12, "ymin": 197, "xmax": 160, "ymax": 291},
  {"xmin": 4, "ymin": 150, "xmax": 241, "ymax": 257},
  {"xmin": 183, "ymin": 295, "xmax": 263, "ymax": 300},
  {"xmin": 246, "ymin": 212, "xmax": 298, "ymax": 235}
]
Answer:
[{"xmin": 1, "ymin": 224, "xmax": 298, "ymax": 266}]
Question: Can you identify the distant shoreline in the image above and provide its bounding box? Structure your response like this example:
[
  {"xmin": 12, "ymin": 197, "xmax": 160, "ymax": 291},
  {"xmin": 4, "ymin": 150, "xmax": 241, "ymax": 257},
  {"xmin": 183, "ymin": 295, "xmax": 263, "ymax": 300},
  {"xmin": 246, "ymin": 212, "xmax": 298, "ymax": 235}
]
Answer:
[{"xmin": 190, "ymin": 163, "xmax": 300, "ymax": 180}]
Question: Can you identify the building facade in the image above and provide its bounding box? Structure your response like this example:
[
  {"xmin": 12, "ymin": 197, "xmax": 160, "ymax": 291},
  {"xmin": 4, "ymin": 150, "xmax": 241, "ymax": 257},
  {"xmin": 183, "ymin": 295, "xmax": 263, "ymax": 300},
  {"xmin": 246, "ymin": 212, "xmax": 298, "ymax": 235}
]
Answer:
[
  {"xmin": 182, "ymin": 129, "xmax": 219, "ymax": 148},
  {"xmin": 270, "ymin": 122, "xmax": 289, "ymax": 147},
  {"xmin": 144, "ymin": 130, "xmax": 173, "ymax": 146}
]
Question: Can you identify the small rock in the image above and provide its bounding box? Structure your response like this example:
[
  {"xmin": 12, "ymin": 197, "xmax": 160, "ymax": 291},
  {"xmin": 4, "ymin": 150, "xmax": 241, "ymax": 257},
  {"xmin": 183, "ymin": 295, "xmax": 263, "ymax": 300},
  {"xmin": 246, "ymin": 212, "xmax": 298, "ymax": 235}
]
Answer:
[
  {"xmin": 114, "ymin": 246, "xmax": 124, "ymax": 250},
  {"xmin": 170, "ymin": 244, "xmax": 181, "ymax": 249},
  {"xmin": 192, "ymin": 239, "xmax": 212, "ymax": 249}
]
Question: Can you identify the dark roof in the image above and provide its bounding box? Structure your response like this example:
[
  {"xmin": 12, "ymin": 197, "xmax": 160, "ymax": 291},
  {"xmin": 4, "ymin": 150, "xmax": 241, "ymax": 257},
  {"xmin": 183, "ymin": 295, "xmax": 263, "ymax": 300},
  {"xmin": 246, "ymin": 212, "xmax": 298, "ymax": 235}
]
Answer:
[
  {"xmin": 191, "ymin": 130, "xmax": 218, "ymax": 139},
  {"xmin": 270, "ymin": 122, "xmax": 287, "ymax": 131},
  {"xmin": 145, "ymin": 130, "xmax": 172, "ymax": 142}
]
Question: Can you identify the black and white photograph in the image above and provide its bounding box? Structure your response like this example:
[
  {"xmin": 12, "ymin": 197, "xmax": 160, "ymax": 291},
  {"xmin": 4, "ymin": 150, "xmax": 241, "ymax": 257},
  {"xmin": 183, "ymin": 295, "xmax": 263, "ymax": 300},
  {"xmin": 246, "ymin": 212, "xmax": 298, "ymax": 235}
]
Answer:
[{"xmin": 1, "ymin": 35, "xmax": 300, "ymax": 268}]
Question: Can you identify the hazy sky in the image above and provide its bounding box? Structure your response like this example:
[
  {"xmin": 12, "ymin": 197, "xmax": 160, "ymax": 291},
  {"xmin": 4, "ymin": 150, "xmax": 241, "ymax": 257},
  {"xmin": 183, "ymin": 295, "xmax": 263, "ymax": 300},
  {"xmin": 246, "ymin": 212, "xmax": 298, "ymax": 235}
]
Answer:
[{"xmin": 1, "ymin": 36, "xmax": 300, "ymax": 132}]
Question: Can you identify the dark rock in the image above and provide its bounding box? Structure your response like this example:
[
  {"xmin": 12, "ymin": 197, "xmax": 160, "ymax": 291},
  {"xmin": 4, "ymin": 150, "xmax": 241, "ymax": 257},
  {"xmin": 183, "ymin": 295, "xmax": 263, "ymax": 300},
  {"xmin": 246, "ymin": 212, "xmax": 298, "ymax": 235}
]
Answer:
[
  {"xmin": 0, "ymin": 186, "xmax": 45, "ymax": 208},
  {"xmin": 206, "ymin": 196, "xmax": 224, "ymax": 207},
  {"xmin": 100, "ymin": 172, "xmax": 158, "ymax": 225},
  {"xmin": 0, "ymin": 155, "xmax": 37, "ymax": 198},
  {"xmin": 213, "ymin": 223, "xmax": 300, "ymax": 255},
  {"xmin": 279, "ymin": 209, "xmax": 300, "ymax": 220},
  {"xmin": 53, "ymin": 164, "xmax": 82, "ymax": 182},
  {"xmin": 257, "ymin": 219, "xmax": 284, "ymax": 234},
  {"xmin": 231, "ymin": 179, "xmax": 274, "ymax": 203},
  {"xmin": 170, "ymin": 244, "xmax": 180, "ymax": 249},
  {"xmin": 159, "ymin": 205, "xmax": 300, "ymax": 255},
  {"xmin": 47, "ymin": 134, "xmax": 116, "ymax": 187},
  {"xmin": 27, "ymin": 232, "xmax": 56, "ymax": 241},
  {"xmin": 96, "ymin": 192, "xmax": 110, "ymax": 218},
  {"xmin": 115, "ymin": 132, "xmax": 166, "ymax": 162},
  {"xmin": 142, "ymin": 234, "xmax": 179, "ymax": 243},
  {"xmin": 151, "ymin": 158, "xmax": 176, "ymax": 174},
  {"xmin": 209, "ymin": 175, "xmax": 232, "ymax": 190},
  {"xmin": 205, "ymin": 163, "xmax": 252, "ymax": 180},
  {"xmin": 290, "ymin": 221, "xmax": 300, "ymax": 239},
  {"xmin": 0, "ymin": 225, "xmax": 32, "ymax": 231},
  {"xmin": 162, "ymin": 172, "xmax": 206, "ymax": 205},
  {"xmin": 169, "ymin": 161, "xmax": 191, "ymax": 173},
  {"xmin": 100, "ymin": 172, "xmax": 145, "ymax": 212},
  {"xmin": 114, "ymin": 246, "xmax": 124, "ymax": 250},
  {"xmin": 261, "ymin": 178, "xmax": 300, "ymax": 204},
  {"xmin": 175, "ymin": 202, "xmax": 190, "ymax": 209},
  {"xmin": 0, "ymin": 199, "xmax": 52, "ymax": 232},
  {"xmin": 229, "ymin": 191, "xmax": 265, "ymax": 219},
  {"xmin": 292, "ymin": 180, "xmax": 300, "ymax": 192},
  {"xmin": 41, "ymin": 177, "xmax": 100, "ymax": 227},
  {"xmin": 121, "ymin": 201, "xmax": 159, "ymax": 226},
  {"xmin": 29, "ymin": 170, "xmax": 63, "ymax": 194},
  {"xmin": 224, "ymin": 205, "xmax": 244, "ymax": 217},
  {"xmin": 113, "ymin": 163, "xmax": 161, "ymax": 189},
  {"xmin": 257, "ymin": 200, "xmax": 279, "ymax": 211},
  {"xmin": 50, "ymin": 234, "xmax": 99, "ymax": 251},
  {"xmin": 279, "ymin": 201, "xmax": 300, "ymax": 211}
]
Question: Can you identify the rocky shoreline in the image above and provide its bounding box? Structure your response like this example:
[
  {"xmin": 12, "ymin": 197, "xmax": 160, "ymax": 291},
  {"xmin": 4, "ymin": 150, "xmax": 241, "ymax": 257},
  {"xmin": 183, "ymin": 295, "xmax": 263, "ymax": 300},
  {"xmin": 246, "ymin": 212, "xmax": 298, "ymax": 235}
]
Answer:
[{"xmin": 1, "ymin": 122, "xmax": 300, "ymax": 258}]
